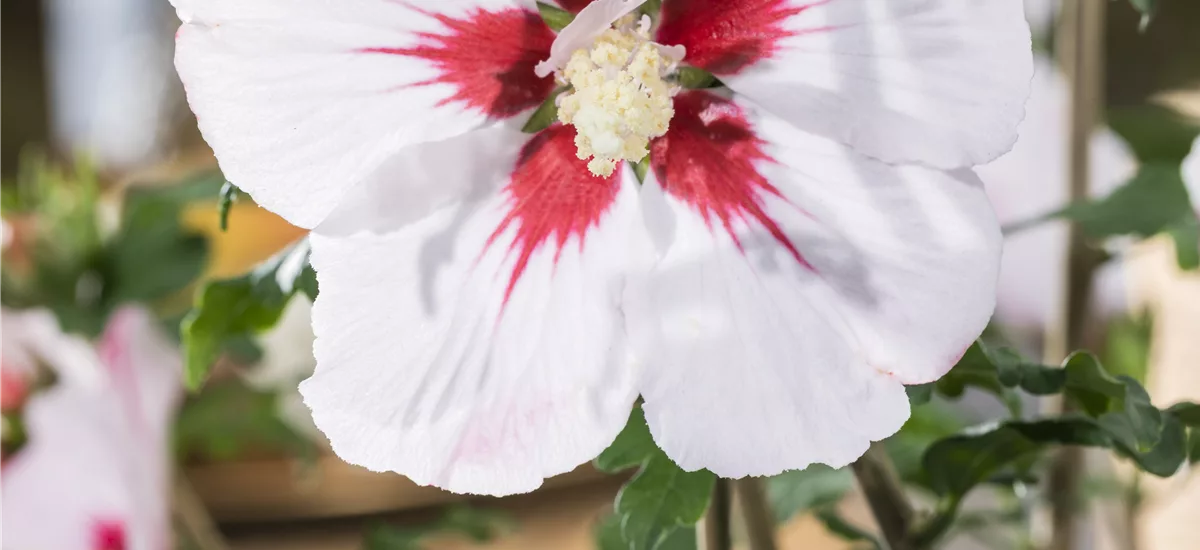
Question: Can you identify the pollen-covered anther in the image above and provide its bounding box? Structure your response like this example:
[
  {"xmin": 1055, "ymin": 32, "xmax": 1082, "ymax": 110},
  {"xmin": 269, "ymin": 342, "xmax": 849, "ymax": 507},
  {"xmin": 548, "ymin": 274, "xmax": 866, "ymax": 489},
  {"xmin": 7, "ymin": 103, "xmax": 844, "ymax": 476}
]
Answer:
[{"xmin": 556, "ymin": 20, "xmax": 677, "ymax": 177}]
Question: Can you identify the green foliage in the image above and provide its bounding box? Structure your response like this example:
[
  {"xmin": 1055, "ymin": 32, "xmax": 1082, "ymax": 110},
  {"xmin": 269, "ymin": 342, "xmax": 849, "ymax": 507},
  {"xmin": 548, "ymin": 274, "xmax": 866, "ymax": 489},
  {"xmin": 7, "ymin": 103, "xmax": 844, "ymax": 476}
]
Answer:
[
  {"xmin": 173, "ymin": 378, "xmax": 315, "ymax": 463},
  {"xmin": 595, "ymin": 407, "xmax": 715, "ymax": 550},
  {"xmin": 886, "ymin": 399, "xmax": 967, "ymax": 486},
  {"xmin": 217, "ymin": 181, "xmax": 238, "ymax": 232},
  {"xmin": 108, "ymin": 185, "xmax": 208, "ymax": 305},
  {"xmin": 765, "ymin": 464, "xmax": 882, "ymax": 549},
  {"xmin": 1108, "ymin": 105, "xmax": 1200, "ymax": 165},
  {"xmin": 766, "ymin": 465, "xmax": 853, "ymax": 523},
  {"xmin": 181, "ymin": 238, "xmax": 315, "ymax": 389},
  {"xmin": 536, "ymin": 2, "xmax": 574, "ymax": 32},
  {"xmin": 1006, "ymin": 103, "xmax": 1200, "ymax": 270},
  {"xmin": 905, "ymin": 384, "xmax": 934, "ymax": 406},
  {"xmin": 1, "ymin": 412, "xmax": 28, "ymax": 459},
  {"xmin": 595, "ymin": 513, "xmax": 696, "ymax": 550},
  {"xmin": 639, "ymin": 0, "xmax": 663, "ymax": 19},
  {"xmin": 906, "ymin": 345, "xmax": 1197, "ymax": 546},
  {"xmin": 633, "ymin": 156, "xmax": 651, "ymax": 184},
  {"xmin": 1168, "ymin": 215, "xmax": 1200, "ymax": 270},
  {"xmin": 1061, "ymin": 163, "xmax": 1193, "ymax": 239},
  {"xmin": 1, "ymin": 158, "xmax": 213, "ymax": 336},
  {"xmin": 1168, "ymin": 403, "xmax": 1200, "ymax": 464},
  {"xmin": 1128, "ymin": 0, "xmax": 1158, "ymax": 29},
  {"xmin": 674, "ymin": 67, "xmax": 718, "ymax": 90},
  {"xmin": 363, "ymin": 506, "xmax": 511, "ymax": 550},
  {"xmin": 1102, "ymin": 314, "xmax": 1154, "ymax": 383}
]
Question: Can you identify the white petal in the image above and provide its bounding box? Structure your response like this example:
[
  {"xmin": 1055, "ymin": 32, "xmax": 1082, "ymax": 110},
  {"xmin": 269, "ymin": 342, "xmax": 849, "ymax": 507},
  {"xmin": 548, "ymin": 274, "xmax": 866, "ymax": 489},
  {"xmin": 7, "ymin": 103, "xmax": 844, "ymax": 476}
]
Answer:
[
  {"xmin": 0, "ymin": 308, "xmax": 105, "ymax": 387},
  {"xmin": 2, "ymin": 309, "xmax": 178, "ymax": 550},
  {"xmin": 248, "ymin": 297, "xmax": 322, "ymax": 438},
  {"xmin": 173, "ymin": 0, "xmax": 554, "ymax": 228},
  {"xmin": 534, "ymin": 0, "xmax": 646, "ymax": 77},
  {"xmin": 301, "ymin": 127, "xmax": 648, "ymax": 496},
  {"xmin": 315, "ymin": 125, "xmax": 531, "ymax": 237},
  {"xmin": 710, "ymin": 0, "xmax": 1032, "ymax": 169},
  {"xmin": 978, "ymin": 58, "xmax": 1137, "ymax": 331},
  {"xmin": 1186, "ymin": 136, "xmax": 1200, "ymax": 213},
  {"xmin": 97, "ymin": 308, "xmax": 185, "ymax": 447},
  {"xmin": 626, "ymin": 93, "xmax": 1001, "ymax": 477}
]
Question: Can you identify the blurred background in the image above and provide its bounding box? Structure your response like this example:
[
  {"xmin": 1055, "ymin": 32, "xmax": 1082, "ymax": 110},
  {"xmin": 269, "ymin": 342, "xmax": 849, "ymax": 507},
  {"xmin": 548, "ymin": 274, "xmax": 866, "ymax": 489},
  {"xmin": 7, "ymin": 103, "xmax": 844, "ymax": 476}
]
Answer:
[{"xmin": 2, "ymin": 0, "xmax": 1199, "ymax": 549}]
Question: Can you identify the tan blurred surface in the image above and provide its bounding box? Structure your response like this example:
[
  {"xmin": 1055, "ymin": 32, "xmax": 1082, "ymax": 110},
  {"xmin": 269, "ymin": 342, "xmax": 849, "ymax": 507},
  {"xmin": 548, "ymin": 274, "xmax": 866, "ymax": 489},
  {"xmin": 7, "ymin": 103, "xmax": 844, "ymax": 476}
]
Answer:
[
  {"xmin": 222, "ymin": 475, "xmax": 858, "ymax": 550},
  {"xmin": 190, "ymin": 458, "xmax": 612, "ymax": 523},
  {"xmin": 225, "ymin": 479, "xmax": 624, "ymax": 550},
  {"xmin": 1130, "ymin": 238, "xmax": 1200, "ymax": 550}
]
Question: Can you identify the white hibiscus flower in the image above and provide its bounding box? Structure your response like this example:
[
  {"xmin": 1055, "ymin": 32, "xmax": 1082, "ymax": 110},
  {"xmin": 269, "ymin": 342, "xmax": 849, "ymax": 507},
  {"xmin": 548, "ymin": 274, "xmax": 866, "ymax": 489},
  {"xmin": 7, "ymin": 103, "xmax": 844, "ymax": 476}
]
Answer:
[
  {"xmin": 173, "ymin": 0, "xmax": 1033, "ymax": 495},
  {"xmin": 1, "ymin": 308, "xmax": 181, "ymax": 550}
]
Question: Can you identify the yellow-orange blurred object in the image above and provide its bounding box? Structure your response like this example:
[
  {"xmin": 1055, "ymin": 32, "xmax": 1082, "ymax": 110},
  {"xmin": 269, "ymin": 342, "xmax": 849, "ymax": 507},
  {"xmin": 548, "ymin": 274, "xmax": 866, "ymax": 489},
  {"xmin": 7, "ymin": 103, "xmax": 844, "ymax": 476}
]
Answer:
[{"xmin": 182, "ymin": 202, "xmax": 307, "ymax": 279}]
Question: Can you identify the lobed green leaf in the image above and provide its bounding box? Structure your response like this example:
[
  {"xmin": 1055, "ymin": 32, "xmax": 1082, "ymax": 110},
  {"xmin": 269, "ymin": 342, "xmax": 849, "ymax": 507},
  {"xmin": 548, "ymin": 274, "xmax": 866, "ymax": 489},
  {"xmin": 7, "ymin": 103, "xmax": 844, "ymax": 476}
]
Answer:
[
  {"xmin": 181, "ymin": 239, "xmax": 315, "ymax": 390},
  {"xmin": 596, "ymin": 407, "xmax": 715, "ymax": 550}
]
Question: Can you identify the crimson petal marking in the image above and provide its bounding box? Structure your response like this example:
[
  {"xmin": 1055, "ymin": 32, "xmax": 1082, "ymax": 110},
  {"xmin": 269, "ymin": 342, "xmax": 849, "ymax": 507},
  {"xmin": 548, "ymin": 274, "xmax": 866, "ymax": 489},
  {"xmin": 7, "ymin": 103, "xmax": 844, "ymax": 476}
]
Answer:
[
  {"xmin": 656, "ymin": 0, "xmax": 829, "ymax": 75},
  {"xmin": 650, "ymin": 91, "xmax": 812, "ymax": 269},
  {"xmin": 91, "ymin": 520, "xmax": 126, "ymax": 550},
  {"xmin": 556, "ymin": 0, "xmax": 596, "ymax": 13},
  {"xmin": 487, "ymin": 125, "xmax": 623, "ymax": 303},
  {"xmin": 360, "ymin": 6, "xmax": 555, "ymax": 118}
]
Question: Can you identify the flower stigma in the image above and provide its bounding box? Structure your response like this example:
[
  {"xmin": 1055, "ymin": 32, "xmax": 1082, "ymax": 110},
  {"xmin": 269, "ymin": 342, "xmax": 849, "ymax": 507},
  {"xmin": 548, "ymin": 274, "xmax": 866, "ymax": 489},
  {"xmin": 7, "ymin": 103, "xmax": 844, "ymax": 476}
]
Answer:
[{"xmin": 555, "ymin": 15, "xmax": 680, "ymax": 177}]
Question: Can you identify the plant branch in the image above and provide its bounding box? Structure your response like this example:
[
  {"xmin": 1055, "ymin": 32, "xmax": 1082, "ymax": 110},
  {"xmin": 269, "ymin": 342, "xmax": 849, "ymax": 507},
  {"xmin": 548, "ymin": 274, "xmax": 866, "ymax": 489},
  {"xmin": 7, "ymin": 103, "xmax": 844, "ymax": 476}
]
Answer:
[
  {"xmin": 699, "ymin": 478, "xmax": 734, "ymax": 550},
  {"xmin": 173, "ymin": 472, "xmax": 231, "ymax": 550},
  {"xmin": 735, "ymin": 478, "xmax": 779, "ymax": 550},
  {"xmin": 851, "ymin": 442, "xmax": 915, "ymax": 550},
  {"xmin": 1047, "ymin": 2, "xmax": 1107, "ymax": 550}
]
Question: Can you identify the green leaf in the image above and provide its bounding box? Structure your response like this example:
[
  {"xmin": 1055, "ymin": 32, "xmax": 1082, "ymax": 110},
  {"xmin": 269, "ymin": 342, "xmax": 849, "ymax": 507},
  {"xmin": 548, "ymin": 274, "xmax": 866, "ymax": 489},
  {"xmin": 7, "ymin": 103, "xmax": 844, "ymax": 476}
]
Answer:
[
  {"xmin": 173, "ymin": 379, "xmax": 315, "ymax": 463},
  {"xmin": 522, "ymin": 87, "xmax": 567, "ymax": 134},
  {"xmin": 924, "ymin": 415, "xmax": 1186, "ymax": 503},
  {"xmin": 905, "ymin": 383, "xmax": 934, "ymax": 406},
  {"xmin": 1128, "ymin": 0, "xmax": 1158, "ymax": 29},
  {"xmin": 597, "ymin": 407, "xmax": 716, "ymax": 550},
  {"xmin": 633, "ymin": 156, "xmax": 651, "ymax": 184},
  {"xmin": 595, "ymin": 406, "xmax": 658, "ymax": 473},
  {"xmin": 886, "ymin": 399, "xmax": 967, "ymax": 486},
  {"xmin": 638, "ymin": 0, "xmax": 664, "ymax": 19},
  {"xmin": 615, "ymin": 453, "xmax": 715, "ymax": 550},
  {"xmin": 108, "ymin": 186, "xmax": 209, "ymax": 304},
  {"xmin": 934, "ymin": 341, "xmax": 1031, "ymax": 416},
  {"xmin": 1102, "ymin": 314, "xmax": 1154, "ymax": 383},
  {"xmin": 920, "ymin": 368, "xmax": 1190, "ymax": 543},
  {"xmin": 1108, "ymin": 104, "xmax": 1200, "ymax": 165},
  {"xmin": 766, "ymin": 465, "xmax": 853, "ymax": 523},
  {"xmin": 1168, "ymin": 402, "xmax": 1200, "ymax": 426},
  {"xmin": 181, "ymin": 239, "xmax": 314, "ymax": 389},
  {"xmin": 1, "ymin": 412, "xmax": 28, "ymax": 458},
  {"xmin": 595, "ymin": 512, "xmax": 697, "ymax": 550},
  {"xmin": 218, "ymin": 181, "xmax": 238, "ymax": 232},
  {"xmin": 1062, "ymin": 353, "xmax": 1163, "ymax": 451},
  {"xmin": 674, "ymin": 67, "xmax": 718, "ymax": 89},
  {"xmin": 923, "ymin": 422, "xmax": 1043, "ymax": 501},
  {"xmin": 1060, "ymin": 164, "xmax": 1193, "ymax": 239},
  {"xmin": 1168, "ymin": 215, "xmax": 1200, "ymax": 270},
  {"xmin": 537, "ymin": 2, "xmax": 574, "ymax": 32}
]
